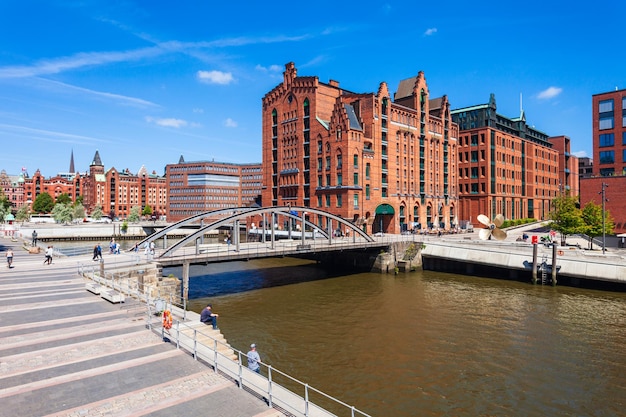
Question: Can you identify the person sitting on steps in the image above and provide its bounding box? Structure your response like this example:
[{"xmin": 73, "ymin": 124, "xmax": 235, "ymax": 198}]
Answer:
[{"xmin": 200, "ymin": 304, "xmax": 219, "ymax": 329}]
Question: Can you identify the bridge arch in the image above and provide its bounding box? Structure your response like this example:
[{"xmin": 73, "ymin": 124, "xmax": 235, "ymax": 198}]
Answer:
[{"xmin": 136, "ymin": 206, "xmax": 374, "ymax": 258}]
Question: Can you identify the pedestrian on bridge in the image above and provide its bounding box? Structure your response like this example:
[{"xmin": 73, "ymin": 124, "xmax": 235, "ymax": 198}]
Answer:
[
  {"xmin": 247, "ymin": 343, "xmax": 262, "ymax": 374},
  {"xmin": 200, "ymin": 304, "xmax": 219, "ymax": 329}
]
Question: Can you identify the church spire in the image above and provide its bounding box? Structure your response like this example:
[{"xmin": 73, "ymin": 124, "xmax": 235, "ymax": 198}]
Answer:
[{"xmin": 69, "ymin": 149, "xmax": 75, "ymax": 173}]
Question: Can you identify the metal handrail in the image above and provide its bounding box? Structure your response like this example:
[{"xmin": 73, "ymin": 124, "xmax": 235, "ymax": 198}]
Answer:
[{"xmin": 150, "ymin": 316, "xmax": 373, "ymax": 417}]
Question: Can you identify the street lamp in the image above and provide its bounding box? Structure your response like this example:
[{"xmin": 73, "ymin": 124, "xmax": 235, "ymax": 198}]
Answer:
[{"xmin": 599, "ymin": 182, "xmax": 608, "ymax": 254}]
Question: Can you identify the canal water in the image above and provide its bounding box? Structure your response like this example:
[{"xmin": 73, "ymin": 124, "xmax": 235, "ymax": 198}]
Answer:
[{"xmin": 166, "ymin": 258, "xmax": 626, "ymax": 417}]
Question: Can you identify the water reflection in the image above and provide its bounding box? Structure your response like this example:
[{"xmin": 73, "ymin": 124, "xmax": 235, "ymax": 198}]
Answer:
[{"xmin": 175, "ymin": 259, "xmax": 626, "ymax": 417}]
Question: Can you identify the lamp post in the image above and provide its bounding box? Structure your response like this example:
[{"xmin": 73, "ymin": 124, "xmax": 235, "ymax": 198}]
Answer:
[{"xmin": 600, "ymin": 182, "xmax": 608, "ymax": 255}]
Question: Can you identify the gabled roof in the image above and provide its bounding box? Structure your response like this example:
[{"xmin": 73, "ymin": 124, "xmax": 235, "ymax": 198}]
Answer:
[
  {"xmin": 344, "ymin": 103, "xmax": 363, "ymax": 131},
  {"xmin": 395, "ymin": 76, "xmax": 418, "ymax": 100}
]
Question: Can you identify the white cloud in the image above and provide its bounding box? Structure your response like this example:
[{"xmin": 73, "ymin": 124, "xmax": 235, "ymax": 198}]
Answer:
[
  {"xmin": 572, "ymin": 150, "xmax": 589, "ymax": 158},
  {"xmin": 224, "ymin": 118, "xmax": 237, "ymax": 128},
  {"xmin": 255, "ymin": 64, "xmax": 282, "ymax": 72},
  {"xmin": 424, "ymin": 28, "xmax": 437, "ymax": 36},
  {"xmin": 197, "ymin": 70, "xmax": 234, "ymax": 85},
  {"xmin": 538, "ymin": 86, "xmax": 563, "ymax": 99},
  {"xmin": 145, "ymin": 116, "xmax": 188, "ymax": 128}
]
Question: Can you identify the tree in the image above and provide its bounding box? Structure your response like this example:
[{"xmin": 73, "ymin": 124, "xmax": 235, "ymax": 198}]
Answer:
[
  {"xmin": 73, "ymin": 195, "xmax": 84, "ymax": 207},
  {"xmin": 0, "ymin": 202, "xmax": 7, "ymax": 223},
  {"xmin": 549, "ymin": 194, "xmax": 585, "ymax": 246},
  {"xmin": 56, "ymin": 193, "xmax": 72, "ymax": 205},
  {"xmin": 142, "ymin": 205, "xmax": 153, "ymax": 216},
  {"xmin": 73, "ymin": 203, "xmax": 86, "ymax": 221},
  {"xmin": 16, "ymin": 205, "xmax": 31, "ymax": 223},
  {"xmin": 52, "ymin": 203, "xmax": 73, "ymax": 224},
  {"xmin": 581, "ymin": 201, "xmax": 615, "ymax": 250},
  {"xmin": 91, "ymin": 205, "xmax": 103, "ymax": 220},
  {"xmin": 32, "ymin": 193, "xmax": 55, "ymax": 213},
  {"xmin": 128, "ymin": 206, "xmax": 141, "ymax": 222}
]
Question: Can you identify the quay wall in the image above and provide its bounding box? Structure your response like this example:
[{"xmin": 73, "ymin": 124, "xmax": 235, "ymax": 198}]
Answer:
[{"xmin": 421, "ymin": 240, "xmax": 626, "ymax": 287}]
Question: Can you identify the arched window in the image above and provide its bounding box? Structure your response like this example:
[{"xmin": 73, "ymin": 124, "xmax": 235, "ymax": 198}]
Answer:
[{"xmin": 303, "ymin": 98, "xmax": 310, "ymax": 117}]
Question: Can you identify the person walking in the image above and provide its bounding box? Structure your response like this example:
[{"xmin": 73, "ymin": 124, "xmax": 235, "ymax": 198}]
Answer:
[
  {"xmin": 6, "ymin": 249, "xmax": 14, "ymax": 268},
  {"xmin": 247, "ymin": 343, "xmax": 262, "ymax": 374},
  {"xmin": 44, "ymin": 246, "xmax": 53, "ymax": 265},
  {"xmin": 200, "ymin": 304, "xmax": 219, "ymax": 329},
  {"xmin": 92, "ymin": 245, "xmax": 99, "ymax": 261},
  {"xmin": 31, "ymin": 230, "xmax": 38, "ymax": 246}
]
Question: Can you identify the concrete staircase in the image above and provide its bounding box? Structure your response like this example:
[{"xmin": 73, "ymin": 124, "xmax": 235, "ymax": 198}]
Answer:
[{"xmin": 174, "ymin": 321, "xmax": 239, "ymax": 362}]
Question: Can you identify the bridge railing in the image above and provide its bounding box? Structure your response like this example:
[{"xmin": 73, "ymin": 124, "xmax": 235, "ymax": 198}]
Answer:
[
  {"xmin": 149, "ymin": 314, "xmax": 373, "ymax": 417},
  {"xmin": 155, "ymin": 233, "xmax": 426, "ymax": 263}
]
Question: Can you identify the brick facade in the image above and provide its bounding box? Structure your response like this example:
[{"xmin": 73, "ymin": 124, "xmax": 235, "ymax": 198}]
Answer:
[
  {"xmin": 165, "ymin": 158, "xmax": 262, "ymax": 222},
  {"xmin": 452, "ymin": 94, "xmax": 561, "ymax": 226},
  {"xmin": 262, "ymin": 62, "xmax": 459, "ymax": 234}
]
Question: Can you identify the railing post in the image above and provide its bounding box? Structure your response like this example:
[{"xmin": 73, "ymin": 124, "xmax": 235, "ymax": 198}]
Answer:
[
  {"xmin": 267, "ymin": 365, "xmax": 273, "ymax": 408},
  {"xmin": 214, "ymin": 339, "xmax": 218, "ymax": 373},
  {"xmin": 193, "ymin": 329, "xmax": 198, "ymax": 360},
  {"xmin": 237, "ymin": 351, "xmax": 243, "ymax": 389},
  {"xmin": 305, "ymin": 383, "xmax": 310, "ymax": 417},
  {"xmin": 175, "ymin": 321, "xmax": 180, "ymax": 349}
]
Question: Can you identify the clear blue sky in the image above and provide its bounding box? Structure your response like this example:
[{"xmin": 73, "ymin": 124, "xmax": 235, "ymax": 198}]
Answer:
[{"xmin": 1, "ymin": 1, "xmax": 624, "ymax": 177}]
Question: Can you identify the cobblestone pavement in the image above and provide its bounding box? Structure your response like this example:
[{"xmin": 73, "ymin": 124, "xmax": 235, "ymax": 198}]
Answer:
[{"xmin": 0, "ymin": 241, "xmax": 284, "ymax": 417}]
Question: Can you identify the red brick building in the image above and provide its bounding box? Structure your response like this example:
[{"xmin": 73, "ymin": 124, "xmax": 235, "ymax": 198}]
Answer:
[
  {"xmin": 262, "ymin": 62, "xmax": 459, "ymax": 234},
  {"xmin": 165, "ymin": 156, "xmax": 262, "ymax": 222},
  {"xmin": 579, "ymin": 88, "xmax": 626, "ymax": 233},
  {"xmin": 81, "ymin": 150, "xmax": 167, "ymax": 219},
  {"xmin": 23, "ymin": 169, "xmax": 81, "ymax": 210},
  {"xmin": 0, "ymin": 170, "xmax": 26, "ymax": 210},
  {"xmin": 548, "ymin": 135, "xmax": 579, "ymax": 197},
  {"xmin": 452, "ymin": 94, "xmax": 560, "ymax": 226}
]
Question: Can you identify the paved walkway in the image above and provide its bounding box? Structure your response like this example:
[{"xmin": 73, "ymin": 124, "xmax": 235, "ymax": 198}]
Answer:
[{"xmin": 0, "ymin": 240, "xmax": 284, "ymax": 417}]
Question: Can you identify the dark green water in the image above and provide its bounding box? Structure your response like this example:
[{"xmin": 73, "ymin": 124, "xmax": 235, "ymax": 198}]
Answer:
[{"xmin": 173, "ymin": 258, "xmax": 626, "ymax": 417}]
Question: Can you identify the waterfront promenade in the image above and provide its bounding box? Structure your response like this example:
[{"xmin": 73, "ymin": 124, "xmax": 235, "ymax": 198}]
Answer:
[{"xmin": 0, "ymin": 242, "xmax": 284, "ymax": 417}]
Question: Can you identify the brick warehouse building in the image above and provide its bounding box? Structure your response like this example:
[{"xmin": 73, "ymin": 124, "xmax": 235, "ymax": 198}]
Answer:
[
  {"xmin": 579, "ymin": 88, "xmax": 626, "ymax": 234},
  {"xmin": 23, "ymin": 169, "xmax": 82, "ymax": 209},
  {"xmin": 451, "ymin": 94, "xmax": 561, "ymax": 226},
  {"xmin": 165, "ymin": 156, "xmax": 262, "ymax": 222},
  {"xmin": 81, "ymin": 150, "xmax": 168, "ymax": 219},
  {"xmin": 262, "ymin": 62, "xmax": 459, "ymax": 234}
]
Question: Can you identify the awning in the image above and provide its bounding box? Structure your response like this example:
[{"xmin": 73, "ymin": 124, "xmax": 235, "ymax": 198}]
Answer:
[{"xmin": 375, "ymin": 204, "xmax": 395, "ymax": 215}]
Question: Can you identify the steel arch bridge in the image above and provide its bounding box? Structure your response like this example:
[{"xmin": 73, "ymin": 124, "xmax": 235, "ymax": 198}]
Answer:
[{"xmin": 135, "ymin": 206, "xmax": 374, "ymax": 258}]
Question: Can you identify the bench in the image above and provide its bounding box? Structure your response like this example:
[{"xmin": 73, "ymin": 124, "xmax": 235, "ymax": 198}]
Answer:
[
  {"xmin": 101, "ymin": 290, "xmax": 125, "ymax": 304},
  {"xmin": 85, "ymin": 282, "xmax": 102, "ymax": 295}
]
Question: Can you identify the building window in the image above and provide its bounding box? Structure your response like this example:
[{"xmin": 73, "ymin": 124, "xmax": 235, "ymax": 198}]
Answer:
[
  {"xmin": 317, "ymin": 140, "xmax": 322, "ymax": 153},
  {"xmin": 623, "ymin": 132, "xmax": 626, "ymax": 145},
  {"xmin": 599, "ymin": 99, "xmax": 614, "ymax": 130},
  {"xmin": 599, "ymin": 99, "xmax": 613, "ymax": 113},
  {"xmin": 317, "ymin": 195, "xmax": 322, "ymax": 207},
  {"xmin": 365, "ymin": 163, "xmax": 371, "ymax": 180},
  {"xmin": 600, "ymin": 168, "xmax": 614, "ymax": 176},
  {"xmin": 600, "ymin": 115, "xmax": 614, "ymax": 130},
  {"xmin": 337, "ymin": 173, "xmax": 342, "ymax": 185},
  {"xmin": 353, "ymin": 154, "xmax": 358, "ymax": 167},
  {"xmin": 337, "ymin": 154, "xmax": 342, "ymax": 169},
  {"xmin": 353, "ymin": 193, "xmax": 359, "ymax": 208},
  {"xmin": 599, "ymin": 133, "xmax": 614, "ymax": 147},
  {"xmin": 325, "ymin": 195, "xmax": 331, "ymax": 207},
  {"xmin": 354, "ymin": 173, "xmax": 359, "ymax": 186},
  {"xmin": 365, "ymin": 184, "xmax": 370, "ymax": 200},
  {"xmin": 337, "ymin": 194, "xmax": 342, "ymax": 207},
  {"xmin": 326, "ymin": 174, "xmax": 331, "ymax": 186},
  {"xmin": 599, "ymin": 150, "xmax": 615, "ymax": 164}
]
